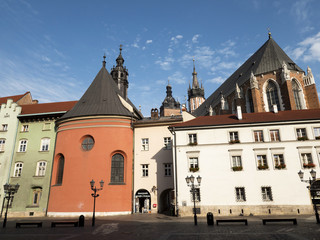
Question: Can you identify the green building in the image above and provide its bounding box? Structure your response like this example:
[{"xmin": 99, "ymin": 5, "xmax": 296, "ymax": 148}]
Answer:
[{"xmin": 7, "ymin": 101, "xmax": 75, "ymax": 217}]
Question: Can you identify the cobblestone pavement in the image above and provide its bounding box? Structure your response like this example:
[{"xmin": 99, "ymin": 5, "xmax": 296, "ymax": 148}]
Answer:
[{"xmin": 1, "ymin": 214, "xmax": 320, "ymax": 240}]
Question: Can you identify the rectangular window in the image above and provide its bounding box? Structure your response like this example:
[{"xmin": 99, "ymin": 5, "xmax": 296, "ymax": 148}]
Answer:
[
  {"xmin": 270, "ymin": 130, "xmax": 280, "ymax": 141},
  {"xmin": 296, "ymin": 128, "xmax": 307, "ymax": 140},
  {"xmin": 21, "ymin": 125, "xmax": 29, "ymax": 132},
  {"xmin": 190, "ymin": 188, "xmax": 201, "ymax": 202},
  {"xmin": 18, "ymin": 140, "xmax": 27, "ymax": 152},
  {"xmin": 164, "ymin": 137, "xmax": 172, "ymax": 149},
  {"xmin": 273, "ymin": 154, "xmax": 286, "ymax": 169},
  {"xmin": 261, "ymin": 186, "xmax": 273, "ymax": 201},
  {"xmin": 257, "ymin": 155, "xmax": 268, "ymax": 170},
  {"xmin": 301, "ymin": 153, "xmax": 315, "ymax": 168},
  {"xmin": 141, "ymin": 138, "xmax": 149, "ymax": 151},
  {"xmin": 43, "ymin": 123, "xmax": 51, "ymax": 130},
  {"xmin": 1, "ymin": 124, "xmax": 8, "ymax": 131},
  {"xmin": 235, "ymin": 187, "xmax": 246, "ymax": 201},
  {"xmin": 189, "ymin": 157, "xmax": 199, "ymax": 172},
  {"xmin": 164, "ymin": 163, "xmax": 172, "ymax": 176},
  {"xmin": 32, "ymin": 189, "xmax": 42, "ymax": 205},
  {"xmin": 0, "ymin": 139, "xmax": 5, "ymax": 152},
  {"xmin": 40, "ymin": 138, "xmax": 50, "ymax": 151},
  {"xmin": 254, "ymin": 130, "xmax": 264, "ymax": 142},
  {"xmin": 142, "ymin": 164, "xmax": 149, "ymax": 177},
  {"xmin": 188, "ymin": 134, "xmax": 197, "ymax": 145},
  {"xmin": 13, "ymin": 162, "xmax": 23, "ymax": 177},
  {"xmin": 229, "ymin": 131, "xmax": 239, "ymax": 143},
  {"xmin": 314, "ymin": 127, "xmax": 320, "ymax": 139},
  {"xmin": 36, "ymin": 161, "xmax": 47, "ymax": 176},
  {"xmin": 232, "ymin": 156, "xmax": 242, "ymax": 171}
]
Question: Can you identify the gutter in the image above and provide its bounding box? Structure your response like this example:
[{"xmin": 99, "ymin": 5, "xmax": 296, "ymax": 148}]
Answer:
[{"xmin": 169, "ymin": 126, "xmax": 179, "ymax": 216}]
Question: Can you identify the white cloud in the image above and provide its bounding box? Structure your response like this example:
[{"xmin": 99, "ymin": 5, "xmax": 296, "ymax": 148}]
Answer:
[
  {"xmin": 170, "ymin": 35, "xmax": 184, "ymax": 45},
  {"xmin": 146, "ymin": 40, "xmax": 152, "ymax": 44},
  {"xmin": 192, "ymin": 34, "xmax": 200, "ymax": 43},
  {"xmin": 291, "ymin": 0, "xmax": 310, "ymax": 22},
  {"xmin": 290, "ymin": 32, "xmax": 320, "ymax": 62},
  {"xmin": 176, "ymin": 35, "xmax": 183, "ymax": 39},
  {"xmin": 155, "ymin": 57, "xmax": 174, "ymax": 70},
  {"xmin": 168, "ymin": 71, "xmax": 186, "ymax": 84},
  {"xmin": 207, "ymin": 76, "xmax": 225, "ymax": 84}
]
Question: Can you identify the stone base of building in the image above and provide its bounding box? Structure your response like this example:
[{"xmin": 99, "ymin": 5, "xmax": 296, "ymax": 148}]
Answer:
[
  {"xmin": 178, "ymin": 205, "xmax": 314, "ymax": 216},
  {"xmin": 47, "ymin": 211, "xmax": 131, "ymax": 217},
  {"xmin": 8, "ymin": 211, "xmax": 46, "ymax": 218}
]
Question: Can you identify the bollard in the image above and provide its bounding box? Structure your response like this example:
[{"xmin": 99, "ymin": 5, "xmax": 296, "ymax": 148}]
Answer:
[
  {"xmin": 207, "ymin": 212, "xmax": 214, "ymax": 226},
  {"xmin": 79, "ymin": 215, "xmax": 85, "ymax": 227}
]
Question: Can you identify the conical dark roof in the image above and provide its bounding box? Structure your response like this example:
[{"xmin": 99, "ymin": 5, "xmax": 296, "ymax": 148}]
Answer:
[
  {"xmin": 193, "ymin": 37, "xmax": 304, "ymax": 116},
  {"xmin": 60, "ymin": 65, "xmax": 142, "ymax": 120}
]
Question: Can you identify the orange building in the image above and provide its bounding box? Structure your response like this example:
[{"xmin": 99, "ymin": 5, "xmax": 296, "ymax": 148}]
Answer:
[{"xmin": 47, "ymin": 54, "xmax": 142, "ymax": 216}]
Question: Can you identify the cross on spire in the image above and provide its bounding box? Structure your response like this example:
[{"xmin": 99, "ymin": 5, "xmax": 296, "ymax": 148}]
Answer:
[{"xmin": 102, "ymin": 54, "xmax": 106, "ymax": 68}]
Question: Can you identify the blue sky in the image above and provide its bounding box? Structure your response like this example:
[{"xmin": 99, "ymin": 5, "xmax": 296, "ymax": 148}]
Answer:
[{"xmin": 1, "ymin": 0, "xmax": 320, "ymax": 116}]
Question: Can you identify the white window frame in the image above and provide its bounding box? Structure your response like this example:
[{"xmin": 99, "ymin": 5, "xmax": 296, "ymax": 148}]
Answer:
[
  {"xmin": 18, "ymin": 139, "xmax": 27, "ymax": 152},
  {"xmin": 36, "ymin": 161, "xmax": 47, "ymax": 176},
  {"xmin": 257, "ymin": 155, "xmax": 268, "ymax": 169},
  {"xmin": 142, "ymin": 164, "xmax": 149, "ymax": 177},
  {"xmin": 296, "ymin": 128, "xmax": 307, "ymax": 139},
  {"xmin": 21, "ymin": 125, "xmax": 29, "ymax": 132},
  {"xmin": 235, "ymin": 187, "xmax": 246, "ymax": 202},
  {"xmin": 2, "ymin": 124, "xmax": 8, "ymax": 131},
  {"xmin": 314, "ymin": 127, "xmax": 320, "ymax": 140},
  {"xmin": 141, "ymin": 138, "xmax": 149, "ymax": 151},
  {"xmin": 188, "ymin": 134, "xmax": 197, "ymax": 144},
  {"xmin": 189, "ymin": 157, "xmax": 199, "ymax": 171},
  {"xmin": 232, "ymin": 156, "xmax": 242, "ymax": 167},
  {"xmin": 164, "ymin": 163, "xmax": 172, "ymax": 176},
  {"xmin": 13, "ymin": 162, "xmax": 23, "ymax": 177},
  {"xmin": 0, "ymin": 139, "xmax": 5, "ymax": 152},
  {"xmin": 270, "ymin": 129, "xmax": 280, "ymax": 141},
  {"xmin": 301, "ymin": 153, "xmax": 314, "ymax": 168},
  {"xmin": 229, "ymin": 131, "xmax": 239, "ymax": 142},
  {"xmin": 190, "ymin": 188, "xmax": 201, "ymax": 202},
  {"xmin": 40, "ymin": 138, "xmax": 50, "ymax": 151},
  {"xmin": 254, "ymin": 130, "xmax": 264, "ymax": 142},
  {"xmin": 261, "ymin": 186, "xmax": 273, "ymax": 201},
  {"xmin": 164, "ymin": 137, "xmax": 172, "ymax": 150},
  {"xmin": 273, "ymin": 154, "xmax": 285, "ymax": 169}
]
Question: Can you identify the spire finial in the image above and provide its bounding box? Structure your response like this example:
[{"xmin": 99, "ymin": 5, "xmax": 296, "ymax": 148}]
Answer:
[
  {"xmin": 268, "ymin": 27, "xmax": 272, "ymax": 39},
  {"xmin": 120, "ymin": 44, "xmax": 123, "ymax": 53},
  {"xmin": 102, "ymin": 54, "xmax": 106, "ymax": 68},
  {"xmin": 193, "ymin": 57, "xmax": 195, "ymax": 72}
]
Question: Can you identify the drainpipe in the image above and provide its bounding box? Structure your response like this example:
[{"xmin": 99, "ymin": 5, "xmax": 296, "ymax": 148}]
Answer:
[
  {"xmin": 170, "ymin": 127, "xmax": 179, "ymax": 216},
  {"xmin": 131, "ymin": 115, "xmax": 135, "ymax": 214}
]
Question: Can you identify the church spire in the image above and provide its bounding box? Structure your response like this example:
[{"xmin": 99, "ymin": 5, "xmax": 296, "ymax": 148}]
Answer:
[
  {"xmin": 192, "ymin": 58, "xmax": 199, "ymax": 88},
  {"xmin": 116, "ymin": 44, "xmax": 124, "ymax": 67}
]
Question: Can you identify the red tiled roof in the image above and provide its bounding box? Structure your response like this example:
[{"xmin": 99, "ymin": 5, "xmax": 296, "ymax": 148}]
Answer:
[
  {"xmin": 172, "ymin": 109, "xmax": 320, "ymax": 129},
  {"xmin": 0, "ymin": 92, "xmax": 29, "ymax": 104},
  {"xmin": 20, "ymin": 101, "xmax": 77, "ymax": 115}
]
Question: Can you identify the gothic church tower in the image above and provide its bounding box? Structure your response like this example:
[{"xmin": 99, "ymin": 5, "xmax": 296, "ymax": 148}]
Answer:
[{"xmin": 188, "ymin": 59, "xmax": 205, "ymax": 113}]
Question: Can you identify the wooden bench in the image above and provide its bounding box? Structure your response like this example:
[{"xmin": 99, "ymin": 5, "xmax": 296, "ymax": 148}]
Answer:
[
  {"xmin": 16, "ymin": 222, "xmax": 42, "ymax": 228},
  {"xmin": 262, "ymin": 218, "xmax": 297, "ymax": 225},
  {"xmin": 216, "ymin": 219, "xmax": 248, "ymax": 225},
  {"xmin": 51, "ymin": 221, "xmax": 78, "ymax": 227}
]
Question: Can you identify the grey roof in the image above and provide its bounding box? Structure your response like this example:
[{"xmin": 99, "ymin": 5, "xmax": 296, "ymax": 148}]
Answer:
[
  {"xmin": 193, "ymin": 37, "xmax": 304, "ymax": 117},
  {"xmin": 60, "ymin": 66, "xmax": 143, "ymax": 120}
]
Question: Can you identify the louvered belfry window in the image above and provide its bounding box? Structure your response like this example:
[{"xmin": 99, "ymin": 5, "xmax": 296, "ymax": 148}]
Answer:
[{"xmin": 111, "ymin": 154, "xmax": 124, "ymax": 184}]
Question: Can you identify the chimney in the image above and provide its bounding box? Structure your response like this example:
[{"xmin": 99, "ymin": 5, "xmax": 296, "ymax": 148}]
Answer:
[
  {"xmin": 151, "ymin": 108, "xmax": 159, "ymax": 119},
  {"xmin": 273, "ymin": 104, "xmax": 278, "ymax": 113},
  {"xmin": 236, "ymin": 106, "xmax": 242, "ymax": 120}
]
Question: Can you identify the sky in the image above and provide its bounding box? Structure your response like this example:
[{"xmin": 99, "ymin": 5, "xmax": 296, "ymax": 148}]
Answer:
[{"xmin": 0, "ymin": 0, "xmax": 320, "ymax": 117}]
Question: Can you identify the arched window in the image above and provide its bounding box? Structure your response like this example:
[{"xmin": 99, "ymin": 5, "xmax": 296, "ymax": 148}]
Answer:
[
  {"xmin": 110, "ymin": 153, "xmax": 124, "ymax": 184},
  {"xmin": 292, "ymin": 80, "xmax": 303, "ymax": 110},
  {"xmin": 56, "ymin": 155, "xmax": 65, "ymax": 185},
  {"xmin": 266, "ymin": 81, "xmax": 280, "ymax": 111},
  {"xmin": 13, "ymin": 162, "xmax": 23, "ymax": 177},
  {"xmin": 246, "ymin": 89, "xmax": 254, "ymax": 113}
]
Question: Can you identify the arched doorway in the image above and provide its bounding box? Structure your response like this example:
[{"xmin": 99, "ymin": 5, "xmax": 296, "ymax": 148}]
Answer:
[
  {"xmin": 135, "ymin": 189, "xmax": 151, "ymax": 213},
  {"xmin": 159, "ymin": 189, "xmax": 175, "ymax": 215}
]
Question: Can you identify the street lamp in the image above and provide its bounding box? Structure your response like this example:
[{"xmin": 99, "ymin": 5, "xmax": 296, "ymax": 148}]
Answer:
[
  {"xmin": 90, "ymin": 179, "xmax": 104, "ymax": 227},
  {"xmin": 2, "ymin": 183, "xmax": 19, "ymax": 228},
  {"xmin": 185, "ymin": 175, "xmax": 202, "ymax": 226},
  {"xmin": 298, "ymin": 169, "xmax": 320, "ymax": 223}
]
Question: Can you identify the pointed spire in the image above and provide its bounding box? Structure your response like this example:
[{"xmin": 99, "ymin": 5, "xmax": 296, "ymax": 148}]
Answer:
[{"xmin": 192, "ymin": 58, "xmax": 199, "ymax": 88}]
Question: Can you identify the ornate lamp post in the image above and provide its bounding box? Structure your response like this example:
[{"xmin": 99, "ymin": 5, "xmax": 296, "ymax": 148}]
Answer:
[
  {"xmin": 90, "ymin": 179, "xmax": 104, "ymax": 227},
  {"xmin": 2, "ymin": 183, "xmax": 20, "ymax": 228},
  {"xmin": 298, "ymin": 169, "xmax": 320, "ymax": 223},
  {"xmin": 185, "ymin": 175, "xmax": 201, "ymax": 226}
]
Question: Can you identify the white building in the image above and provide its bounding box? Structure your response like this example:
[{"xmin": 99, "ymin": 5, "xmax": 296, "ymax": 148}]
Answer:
[{"xmin": 170, "ymin": 108, "xmax": 320, "ymax": 216}]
